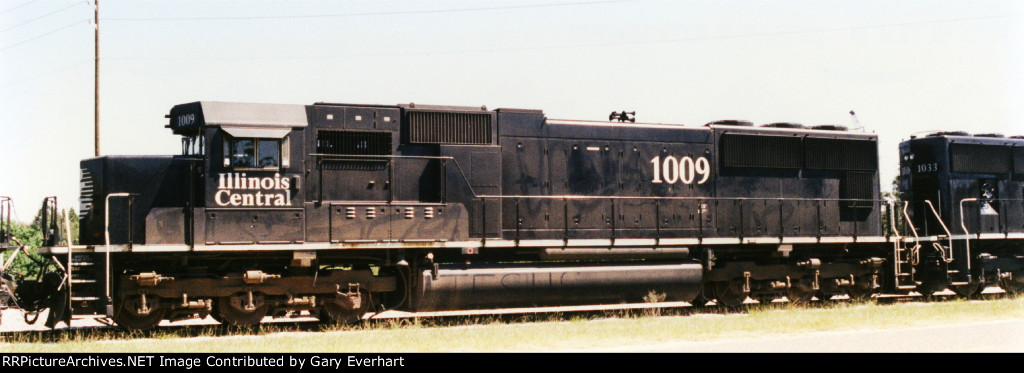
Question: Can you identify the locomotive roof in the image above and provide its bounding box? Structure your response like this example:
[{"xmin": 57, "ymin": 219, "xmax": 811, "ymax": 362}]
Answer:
[
  {"xmin": 904, "ymin": 132, "xmax": 1024, "ymax": 146},
  {"xmin": 168, "ymin": 101, "xmax": 307, "ymax": 137},
  {"xmin": 546, "ymin": 119, "xmax": 876, "ymax": 138}
]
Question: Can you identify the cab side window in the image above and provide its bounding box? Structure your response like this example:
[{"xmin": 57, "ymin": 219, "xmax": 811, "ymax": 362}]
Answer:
[
  {"xmin": 228, "ymin": 138, "xmax": 280, "ymax": 169},
  {"xmin": 257, "ymin": 139, "xmax": 279, "ymax": 168}
]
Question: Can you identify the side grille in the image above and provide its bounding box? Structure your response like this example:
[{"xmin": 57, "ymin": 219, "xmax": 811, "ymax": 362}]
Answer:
[
  {"xmin": 407, "ymin": 111, "xmax": 492, "ymax": 145},
  {"xmin": 805, "ymin": 138, "xmax": 877, "ymax": 171},
  {"xmin": 720, "ymin": 134, "xmax": 802, "ymax": 169},
  {"xmin": 316, "ymin": 130, "xmax": 392, "ymax": 156},
  {"xmin": 79, "ymin": 168, "xmax": 93, "ymax": 219},
  {"xmin": 950, "ymin": 144, "xmax": 1010, "ymax": 174},
  {"xmin": 841, "ymin": 172, "xmax": 875, "ymax": 201}
]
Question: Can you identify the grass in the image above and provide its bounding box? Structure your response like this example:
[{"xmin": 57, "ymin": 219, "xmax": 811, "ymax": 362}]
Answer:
[{"xmin": 2, "ymin": 296, "xmax": 1022, "ymax": 352}]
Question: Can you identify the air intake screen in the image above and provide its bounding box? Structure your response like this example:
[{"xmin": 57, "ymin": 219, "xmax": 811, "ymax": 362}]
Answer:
[
  {"xmin": 408, "ymin": 111, "xmax": 492, "ymax": 145},
  {"xmin": 316, "ymin": 131, "xmax": 392, "ymax": 155},
  {"xmin": 805, "ymin": 138, "xmax": 877, "ymax": 171},
  {"xmin": 841, "ymin": 171, "xmax": 875, "ymax": 201},
  {"xmin": 720, "ymin": 134, "xmax": 802, "ymax": 169},
  {"xmin": 950, "ymin": 144, "xmax": 1010, "ymax": 174}
]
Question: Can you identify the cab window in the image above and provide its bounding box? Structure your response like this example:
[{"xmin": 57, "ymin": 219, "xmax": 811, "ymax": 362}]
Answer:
[
  {"xmin": 181, "ymin": 134, "xmax": 205, "ymax": 156},
  {"xmin": 228, "ymin": 138, "xmax": 280, "ymax": 169}
]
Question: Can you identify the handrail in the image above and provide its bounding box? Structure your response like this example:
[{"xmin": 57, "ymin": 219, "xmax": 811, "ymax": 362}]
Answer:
[
  {"xmin": 105, "ymin": 193, "xmax": 134, "ymax": 315},
  {"xmin": 900, "ymin": 201, "xmax": 921, "ymax": 265},
  {"xmin": 1, "ymin": 245, "xmax": 24, "ymax": 271},
  {"xmin": 959, "ymin": 197, "xmax": 978, "ymax": 273},
  {"xmin": 484, "ymin": 194, "xmax": 883, "ymax": 243},
  {"xmin": 885, "ymin": 198, "xmax": 913, "ymax": 288},
  {"xmin": 885, "ymin": 198, "xmax": 903, "ymax": 240},
  {"xmin": 477, "ymin": 194, "xmax": 879, "ymax": 203},
  {"xmin": 310, "ymin": 153, "xmax": 457, "ymax": 161},
  {"xmin": 923, "ymin": 200, "xmax": 953, "ymax": 263},
  {"xmin": 0, "ymin": 196, "xmax": 10, "ymax": 247}
]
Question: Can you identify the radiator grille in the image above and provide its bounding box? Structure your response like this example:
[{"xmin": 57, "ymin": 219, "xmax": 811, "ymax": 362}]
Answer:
[
  {"xmin": 805, "ymin": 138, "xmax": 877, "ymax": 171},
  {"xmin": 408, "ymin": 111, "xmax": 492, "ymax": 145},
  {"xmin": 720, "ymin": 134, "xmax": 802, "ymax": 169},
  {"xmin": 316, "ymin": 130, "xmax": 392, "ymax": 156},
  {"xmin": 79, "ymin": 168, "xmax": 94, "ymax": 219},
  {"xmin": 841, "ymin": 172, "xmax": 875, "ymax": 201},
  {"xmin": 950, "ymin": 144, "xmax": 1010, "ymax": 174},
  {"xmin": 841, "ymin": 171, "xmax": 875, "ymax": 209}
]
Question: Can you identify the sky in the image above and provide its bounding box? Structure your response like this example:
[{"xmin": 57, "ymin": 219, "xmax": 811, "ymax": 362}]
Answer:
[{"xmin": 1, "ymin": 0, "xmax": 1021, "ymax": 223}]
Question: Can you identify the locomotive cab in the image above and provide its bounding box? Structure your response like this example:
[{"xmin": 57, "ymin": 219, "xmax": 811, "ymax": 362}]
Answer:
[
  {"xmin": 170, "ymin": 102, "xmax": 307, "ymax": 245},
  {"xmin": 899, "ymin": 132, "xmax": 1024, "ymax": 295},
  {"xmin": 899, "ymin": 133, "xmax": 1024, "ymax": 236}
]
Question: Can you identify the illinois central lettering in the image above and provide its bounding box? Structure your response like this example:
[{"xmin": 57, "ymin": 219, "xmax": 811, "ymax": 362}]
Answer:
[{"xmin": 215, "ymin": 173, "xmax": 292, "ymax": 207}]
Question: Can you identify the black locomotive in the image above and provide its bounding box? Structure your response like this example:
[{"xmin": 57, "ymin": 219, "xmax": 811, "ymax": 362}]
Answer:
[{"xmin": 5, "ymin": 100, "xmax": 1023, "ymax": 329}]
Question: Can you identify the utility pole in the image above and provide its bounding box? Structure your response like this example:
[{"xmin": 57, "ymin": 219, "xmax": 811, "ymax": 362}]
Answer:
[{"xmin": 94, "ymin": 0, "xmax": 100, "ymax": 157}]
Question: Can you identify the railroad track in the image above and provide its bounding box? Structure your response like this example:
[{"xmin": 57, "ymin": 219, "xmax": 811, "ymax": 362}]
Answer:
[{"xmin": 1, "ymin": 288, "xmax": 1012, "ymax": 339}]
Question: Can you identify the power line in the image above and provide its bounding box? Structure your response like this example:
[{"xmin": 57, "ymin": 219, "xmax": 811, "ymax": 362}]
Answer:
[
  {"xmin": 0, "ymin": 59, "xmax": 90, "ymax": 89},
  {"xmin": 0, "ymin": 18, "xmax": 88, "ymax": 53},
  {"xmin": 0, "ymin": 0, "xmax": 39, "ymax": 16},
  {"xmin": 105, "ymin": 0, "xmax": 631, "ymax": 21},
  {"xmin": 1, "ymin": 1, "xmax": 84, "ymax": 32},
  {"xmin": 106, "ymin": 12, "xmax": 1020, "ymax": 62}
]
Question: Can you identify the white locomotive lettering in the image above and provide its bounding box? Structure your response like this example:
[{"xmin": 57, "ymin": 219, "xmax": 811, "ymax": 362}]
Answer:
[
  {"xmin": 214, "ymin": 172, "xmax": 292, "ymax": 207},
  {"xmin": 914, "ymin": 163, "xmax": 938, "ymax": 173},
  {"xmin": 650, "ymin": 155, "xmax": 710, "ymax": 185},
  {"xmin": 177, "ymin": 113, "xmax": 196, "ymax": 127}
]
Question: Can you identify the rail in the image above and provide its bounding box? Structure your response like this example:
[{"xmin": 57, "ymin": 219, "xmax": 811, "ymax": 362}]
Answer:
[{"xmin": 923, "ymin": 200, "xmax": 953, "ymax": 263}]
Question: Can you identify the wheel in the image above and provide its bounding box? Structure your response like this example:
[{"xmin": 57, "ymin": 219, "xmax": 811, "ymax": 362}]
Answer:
[
  {"xmin": 1001, "ymin": 278, "xmax": 1024, "ymax": 296},
  {"xmin": 786, "ymin": 281, "xmax": 815, "ymax": 305},
  {"xmin": 712, "ymin": 280, "xmax": 748, "ymax": 307},
  {"xmin": 318, "ymin": 293, "xmax": 368, "ymax": 325},
  {"xmin": 816, "ymin": 291, "xmax": 835, "ymax": 302},
  {"xmin": 319, "ymin": 303, "xmax": 365, "ymax": 324},
  {"xmin": 846, "ymin": 276, "xmax": 875, "ymax": 302},
  {"xmin": 208, "ymin": 310, "xmax": 225, "ymax": 323},
  {"xmin": 918, "ymin": 277, "xmax": 947, "ymax": 299},
  {"xmin": 113, "ymin": 296, "xmax": 166, "ymax": 331},
  {"xmin": 689, "ymin": 292, "xmax": 708, "ymax": 308},
  {"xmin": 755, "ymin": 294, "xmax": 776, "ymax": 305},
  {"xmin": 215, "ymin": 294, "xmax": 269, "ymax": 326},
  {"xmin": 950, "ymin": 283, "xmax": 983, "ymax": 299}
]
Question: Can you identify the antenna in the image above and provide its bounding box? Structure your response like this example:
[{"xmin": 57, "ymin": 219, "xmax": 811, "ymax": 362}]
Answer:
[
  {"xmin": 849, "ymin": 110, "xmax": 863, "ymax": 132},
  {"xmin": 609, "ymin": 111, "xmax": 635, "ymax": 123}
]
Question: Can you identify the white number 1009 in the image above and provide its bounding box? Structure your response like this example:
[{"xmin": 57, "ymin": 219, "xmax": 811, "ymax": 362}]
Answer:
[{"xmin": 651, "ymin": 156, "xmax": 710, "ymax": 184}]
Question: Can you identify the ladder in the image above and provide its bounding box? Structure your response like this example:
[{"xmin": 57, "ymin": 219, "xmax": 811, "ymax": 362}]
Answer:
[{"xmin": 67, "ymin": 253, "xmax": 105, "ymax": 316}]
